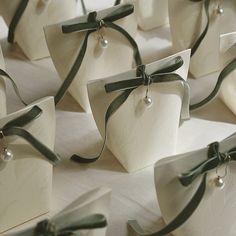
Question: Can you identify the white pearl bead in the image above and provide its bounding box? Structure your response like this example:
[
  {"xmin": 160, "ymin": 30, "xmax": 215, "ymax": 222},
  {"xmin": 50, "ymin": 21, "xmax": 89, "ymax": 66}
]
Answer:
[
  {"xmin": 217, "ymin": 6, "xmax": 224, "ymax": 15},
  {"xmin": 100, "ymin": 38, "xmax": 108, "ymax": 49},
  {"xmin": 214, "ymin": 176, "xmax": 225, "ymax": 189},
  {"xmin": 1, "ymin": 148, "xmax": 14, "ymax": 162},
  {"xmin": 143, "ymin": 96, "xmax": 153, "ymax": 108}
]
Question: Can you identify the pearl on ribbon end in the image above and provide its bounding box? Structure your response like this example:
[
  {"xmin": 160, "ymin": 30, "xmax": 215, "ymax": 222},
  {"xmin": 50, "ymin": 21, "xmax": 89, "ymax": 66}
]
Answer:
[
  {"xmin": 143, "ymin": 96, "xmax": 153, "ymax": 108},
  {"xmin": 214, "ymin": 176, "xmax": 225, "ymax": 189},
  {"xmin": 217, "ymin": 6, "xmax": 224, "ymax": 15},
  {"xmin": 0, "ymin": 148, "xmax": 14, "ymax": 162}
]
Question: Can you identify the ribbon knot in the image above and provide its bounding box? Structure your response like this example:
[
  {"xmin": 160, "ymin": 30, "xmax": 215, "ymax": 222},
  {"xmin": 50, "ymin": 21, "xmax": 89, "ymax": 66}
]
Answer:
[
  {"xmin": 34, "ymin": 220, "xmax": 56, "ymax": 236},
  {"xmin": 179, "ymin": 141, "xmax": 236, "ymax": 186},
  {"xmin": 137, "ymin": 65, "xmax": 152, "ymax": 86}
]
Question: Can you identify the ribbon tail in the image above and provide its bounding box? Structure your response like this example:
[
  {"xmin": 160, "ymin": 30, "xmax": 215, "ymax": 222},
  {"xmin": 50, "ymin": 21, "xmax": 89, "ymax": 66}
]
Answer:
[
  {"xmin": 180, "ymin": 82, "xmax": 190, "ymax": 120},
  {"xmin": 127, "ymin": 174, "xmax": 207, "ymax": 236},
  {"xmin": 71, "ymin": 88, "xmax": 134, "ymax": 164},
  {"xmin": 4, "ymin": 127, "xmax": 60, "ymax": 165},
  {"xmin": 190, "ymin": 0, "xmax": 210, "ymax": 57},
  {"xmin": 8, "ymin": 0, "xmax": 29, "ymax": 43},
  {"xmin": 0, "ymin": 69, "xmax": 28, "ymax": 106},
  {"xmin": 54, "ymin": 31, "xmax": 91, "ymax": 105},
  {"xmin": 105, "ymin": 22, "xmax": 142, "ymax": 66},
  {"xmin": 190, "ymin": 57, "xmax": 236, "ymax": 111},
  {"xmin": 59, "ymin": 214, "xmax": 107, "ymax": 232}
]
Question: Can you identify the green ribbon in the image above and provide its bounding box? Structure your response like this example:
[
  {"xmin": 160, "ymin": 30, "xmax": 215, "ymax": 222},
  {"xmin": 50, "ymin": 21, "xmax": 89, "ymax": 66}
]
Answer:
[
  {"xmin": 1, "ymin": 106, "xmax": 60, "ymax": 165},
  {"xmin": 34, "ymin": 214, "xmax": 107, "ymax": 236},
  {"xmin": 0, "ymin": 69, "xmax": 27, "ymax": 106},
  {"xmin": 189, "ymin": 0, "xmax": 210, "ymax": 57},
  {"xmin": 54, "ymin": 4, "xmax": 142, "ymax": 105},
  {"xmin": 71, "ymin": 56, "xmax": 189, "ymax": 164},
  {"xmin": 7, "ymin": 0, "xmax": 29, "ymax": 43},
  {"xmin": 190, "ymin": 57, "xmax": 236, "ymax": 111},
  {"xmin": 127, "ymin": 141, "xmax": 230, "ymax": 235}
]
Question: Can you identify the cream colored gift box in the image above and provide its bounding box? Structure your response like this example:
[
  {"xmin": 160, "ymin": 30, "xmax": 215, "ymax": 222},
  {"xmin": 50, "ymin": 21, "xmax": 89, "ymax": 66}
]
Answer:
[
  {"xmin": 0, "ymin": 96, "xmax": 56, "ymax": 233},
  {"xmin": 0, "ymin": 0, "xmax": 78, "ymax": 60},
  {"xmin": 168, "ymin": 0, "xmax": 236, "ymax": 78},
  {"xmin": 44, "ymin": 4, "xmax": 138, "ymax": 112},
  {"xmin": 87, "ymin": 49, "xmax": 190, "ymax": 172}
]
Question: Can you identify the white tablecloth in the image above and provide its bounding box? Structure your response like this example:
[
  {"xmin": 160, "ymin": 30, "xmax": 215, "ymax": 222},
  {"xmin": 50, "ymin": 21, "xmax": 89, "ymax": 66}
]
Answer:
[{"xmin": 1, "ymin": 1, "xmax": 236, "ymax": 235}]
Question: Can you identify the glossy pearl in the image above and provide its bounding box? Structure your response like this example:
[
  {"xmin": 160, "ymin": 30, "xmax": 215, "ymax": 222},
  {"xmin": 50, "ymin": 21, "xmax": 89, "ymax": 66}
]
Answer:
[
  {"xmin": 0, "ymin": 148, "xmax": 13, "ymax": 162},
  {"xmin": 217, "ymin": 6, "xmax": 224, "ymax": 15},
  {"xmin": 100, "ymin": 38, "xmax": 108, "ymax": 48},
  {"xmin": 214, "ymin": 176, "xmax": 225, "ymax": 189},
  {"xmin": 143, "ymin": 96, "xmax": 153, "ymax": 108}
]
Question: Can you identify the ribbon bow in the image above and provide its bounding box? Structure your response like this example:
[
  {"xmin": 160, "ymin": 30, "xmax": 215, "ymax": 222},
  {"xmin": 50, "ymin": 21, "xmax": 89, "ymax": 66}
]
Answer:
[
  {"xmin": 0, "ymin": 106, "xmax": 60, "ymax": 165},
  {"xmin": 34, "ymin": 214, "xmax": 107, "ymax": 236},
  {"xmin": 71, "ymin": 56, "xmax": 190, "ymax": 164},
  {"xmin": 54, "ymin": 4, "xmax": 142, "ymax": 105},
  {"xmin": 179, "ymin": 141, "xmax": 236, "ymax": 186}
]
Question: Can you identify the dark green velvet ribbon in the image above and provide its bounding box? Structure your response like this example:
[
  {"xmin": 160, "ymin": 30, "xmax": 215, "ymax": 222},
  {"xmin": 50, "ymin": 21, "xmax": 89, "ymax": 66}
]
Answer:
[
  {"xmin": 127, "ymin": 141, "xmax": 231, "ymax": 235},
  {"xmin": 34, "ymin": 214, "xmax": 107, "ymax": 236},
  {"xmin": 1, "ymin": 106, "xmax": 60, "ymax": 165},
  {"xmin": 7, "ymin": 0, "xmax": 29, "ymax": 43},
  {"xmin": 71, "ymin": 56, "xmax": 189, "ymax": 164},
  {"xmin": 54, "ymin": 4, "xmax": 142, "ymax": 105},
  {"xmin": 0, "ymin": 69, "xmax": 27, "ymax": 105},
  {"xmin": 190, "ymin": 57, "xmax": 236, "ymax": 111},
  {"xmin": 189, "ymin": 0, "xmax": 210, "ymax": 57}
]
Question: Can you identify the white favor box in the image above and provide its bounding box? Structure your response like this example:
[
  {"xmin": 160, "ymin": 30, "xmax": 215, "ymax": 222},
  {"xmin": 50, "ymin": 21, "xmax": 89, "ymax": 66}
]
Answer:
[
  {"xmin": 168, "ymin": 0, "xmax": 236, "ymax": 78},
  {"xmin": 0, "ymin": 96, "xmax": 56, "ymax": 233},
  {"xmin": 0, "ymin": 0, "xmax": 77, "ymax": 60},
  {"xmin": 44, "ymin": 4, "xmax": 137, "ymax": 112},
  {"xmin": 136, "ymin": 0, "xmax": 169, "ymax": 31},
  {"xmin": 0, "ymin": 45, "xmax": 6, "ymax": 118},
  {"xmin": 219, "ymin": 32, "xmax": 236, "ymax": 115},
  {"xmin": 10, "ymin": 187, "xmax": 112, "ymax": 236},
  {"xmin": 155, "ymin": 134, "xmax": 236, "ymax": 236},
  {"xmin": 87, "ymin": 49, "xmax": 190, "ymax": 172}
]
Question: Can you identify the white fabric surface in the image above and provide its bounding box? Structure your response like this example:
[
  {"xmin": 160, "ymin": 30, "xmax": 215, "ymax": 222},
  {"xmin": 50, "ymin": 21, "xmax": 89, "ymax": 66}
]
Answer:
[{"xmin": 0, "ymin": 1, "xmax": 236, "ymax": 235}]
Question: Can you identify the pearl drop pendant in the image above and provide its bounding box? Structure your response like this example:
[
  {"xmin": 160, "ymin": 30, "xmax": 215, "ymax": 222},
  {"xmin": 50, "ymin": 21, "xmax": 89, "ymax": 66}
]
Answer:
[
  {"xmin": 217, "ymin": 5, "xmax": 224, "ymax": 15},
  {"xmin": 100, "ymin": 38, "xmax": 108, "ymax": 49},
  {"xmin": 143, "ymin": 96, "xmax": 153, "ymax": 108},
  {"xmin": 214, "ymin": 176, "xmax": 225, "ymax": 189},
  {"xmin": 0, "ymin": 148, "xmax": 14, "ymax": 162}
]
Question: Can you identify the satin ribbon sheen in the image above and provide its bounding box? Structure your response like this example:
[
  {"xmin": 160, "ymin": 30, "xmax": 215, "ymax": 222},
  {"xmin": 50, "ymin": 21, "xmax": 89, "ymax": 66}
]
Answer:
[
  {"xmin": 54, "ymin": 4, "xmax": 142, "ymax": 105},
  {"xmin": 71, "ymin": 56, "xmax": 190, "ymax": 164},
  {"xmin": 1, "ymin": 106, "xmax": 60, "ymax": 165},
  {"xmin": 33, "ymin": 214, "xmax": 107, "ymax": 236},
  {"xmin": 127, "ymin": 140, "xmax": 233, "ymax": 235}
]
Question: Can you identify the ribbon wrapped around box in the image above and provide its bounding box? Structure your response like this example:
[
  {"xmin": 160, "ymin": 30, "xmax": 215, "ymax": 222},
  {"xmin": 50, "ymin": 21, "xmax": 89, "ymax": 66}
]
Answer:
[
  {"xmin": 0, "ymin": 0, "xmax": 78, "ymax": 60},
  {"xmin": 77, "ymin": 49, "xmax": 191, "ymax": 173},
  {"xmin": 0, "ymin": 46, "xmax": 6, "ymax": 118},
  {"xmin": 44, "ymin": 3, "xmax": 141, "ymax": 112},
  {"xmin": 152, "ymin": 132, "xmax": 236, "ymax": 236},
  {"xmin": 0, "ymin": 96, "xmax": 60, "ymax": 233},
  {"xmin": 219, "ymin": 32, "xmax": 236, "ymax": 115},
  {"xmin": 8, "ymin": 187, "xmax": 112, "ymax": 236},
  {"xmin": 136, "ymin": 0, "xmax": 169, "ymax": 31},
  {"xmin": 168, "ymin": 0, "xmax": 236, "ymax": 78}
]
